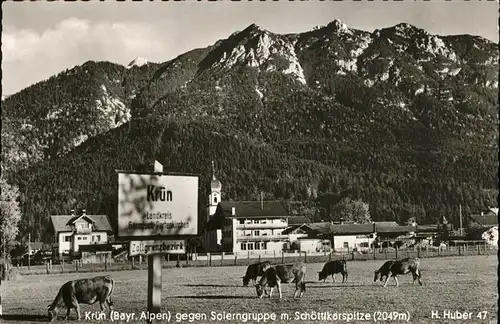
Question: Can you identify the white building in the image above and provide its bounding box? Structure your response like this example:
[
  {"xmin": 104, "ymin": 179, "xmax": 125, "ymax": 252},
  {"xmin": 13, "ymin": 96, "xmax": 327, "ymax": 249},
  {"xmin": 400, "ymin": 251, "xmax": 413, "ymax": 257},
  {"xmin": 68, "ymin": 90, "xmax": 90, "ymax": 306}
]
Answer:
[
  {"xmin": 219, "ymin": 201, "xmax": 289, "ymax": 254},
  {"xmin": 203, "ymin": 162, "xmax": 290, "ymax": 254},
  {"xmin": 50, "ymin": 209, "xmax": 113, "ymax": 256},
  {"xmin": 283, "ymin": 222, "xmax": 377, "ymax": 252}
]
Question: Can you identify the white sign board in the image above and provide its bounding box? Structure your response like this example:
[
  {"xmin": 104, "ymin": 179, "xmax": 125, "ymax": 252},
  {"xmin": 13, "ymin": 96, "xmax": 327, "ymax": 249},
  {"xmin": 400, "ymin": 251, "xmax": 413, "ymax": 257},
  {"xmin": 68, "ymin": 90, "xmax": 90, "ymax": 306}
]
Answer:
[
  {"xmin": 117, "ymin": 172, "xmax": 198, "ymax": 237},
  {"xmin": 129, "ymin": 240, "xmax": 186, "ymax": 256}
]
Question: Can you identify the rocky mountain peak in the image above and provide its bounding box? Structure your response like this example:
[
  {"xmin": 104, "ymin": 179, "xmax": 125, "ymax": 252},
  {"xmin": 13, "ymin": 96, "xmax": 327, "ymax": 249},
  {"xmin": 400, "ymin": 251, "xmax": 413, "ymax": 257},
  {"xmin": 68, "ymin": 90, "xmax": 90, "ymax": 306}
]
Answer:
[
  {"xmin": 127, "ymin": 57, "xmax": 149, "ymax": 69},
  {"xmin": 327, "ymin": 19, "xmax": 352, "ymax": 35},
  {"xmin": 198, "ymin": 23, "xmax": 307, "ymax": 85}
]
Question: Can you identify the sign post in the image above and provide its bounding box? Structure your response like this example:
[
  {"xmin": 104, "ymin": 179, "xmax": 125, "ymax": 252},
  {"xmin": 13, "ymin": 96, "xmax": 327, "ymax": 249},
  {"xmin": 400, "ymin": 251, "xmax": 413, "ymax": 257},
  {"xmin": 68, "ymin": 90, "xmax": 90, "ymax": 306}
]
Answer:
[
  {"xmin": 148, "ymin": 156, "xmax": 163, "ymax": 322},
  {"xmin": 117, "ymin": 161, "xmax": 198, "ymax": 324}
]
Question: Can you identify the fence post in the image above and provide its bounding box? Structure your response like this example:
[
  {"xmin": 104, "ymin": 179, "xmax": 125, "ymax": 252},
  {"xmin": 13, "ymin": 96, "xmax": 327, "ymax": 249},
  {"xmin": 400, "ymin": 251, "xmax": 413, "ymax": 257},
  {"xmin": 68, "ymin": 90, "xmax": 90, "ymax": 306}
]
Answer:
[
  {"xmin": 209, "ymin": 254, "xmax": 212, "ymax": 267},
  {"xmin": 132, "ymin": 256, "xmax": 135, "ymax": 270},
  {"xmin": 395, "ymin": 246, "xmax": 398, "ymax": 259},
  {"xmin": 234, "ymin": 255, "xmax": 237, "ymax": 266},
  {"xmin": 458, "ymin": 245, "xmax": 461, "ymax": 256},
  {"xmin": 105, "ymin": 254, "xmax": 108, "ymax": 271},
  {"xmin": 477, "ymin": 245, "xmax": 480, "ymax": 255},
  {"xmin": 281, "ymin": 251, "xmax": 284, "ymax": 264},
  {"xmin": 304, "ymin": 252, "xmax": 307, "ymax": 264},
  {"xmin": 46, "ymin": 261, "xmax": 50, "ymax": 274},
  {"xmin": 75, "ymin": 261, "xmax": 79, "ymax": 272},
  {"xmin": 258, "ymin": 255, "xmax": 261, "ymax": 264}
]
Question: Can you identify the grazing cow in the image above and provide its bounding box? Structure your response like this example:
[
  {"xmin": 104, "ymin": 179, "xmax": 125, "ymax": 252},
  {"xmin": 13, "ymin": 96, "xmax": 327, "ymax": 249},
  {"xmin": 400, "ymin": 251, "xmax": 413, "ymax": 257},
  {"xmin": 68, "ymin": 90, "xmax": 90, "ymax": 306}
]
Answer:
[
  {"xmin": 242, "ymin": 261, "xmax": 271, "ymax": 287},
  {"xmin": 318, "ymin": 260, "xmax": 348, "ymax": 283},
  {"xmin": 375, "ymin": 258, "xmax": 422, "ymax": 287},
  {"xmin": 47, "ymin": 276, "xmax": 115, "ymax": 321},
  {"xmin": 255, "ymin": 262, "xmax": 306, "ymax": 298},
  {"xmin": 373, "ymin": 260, "xmax": 396, "ymax": 283}
]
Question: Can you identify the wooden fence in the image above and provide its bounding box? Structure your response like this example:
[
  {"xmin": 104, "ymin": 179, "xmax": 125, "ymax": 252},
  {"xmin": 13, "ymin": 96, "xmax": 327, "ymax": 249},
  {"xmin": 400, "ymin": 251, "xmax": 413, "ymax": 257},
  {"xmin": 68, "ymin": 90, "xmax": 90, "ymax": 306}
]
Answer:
[{"xmin": 11, "ymin": 244, "xmax": 497, "ymax": 276}]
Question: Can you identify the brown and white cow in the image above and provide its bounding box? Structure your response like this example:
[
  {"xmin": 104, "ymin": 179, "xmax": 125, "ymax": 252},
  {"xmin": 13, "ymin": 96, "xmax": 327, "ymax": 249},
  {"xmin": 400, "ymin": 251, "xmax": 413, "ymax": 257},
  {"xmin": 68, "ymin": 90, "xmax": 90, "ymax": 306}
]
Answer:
[
  {"xmin": 47, "ymin": 276, "xmax": 115, "ymax": 321},
  {"xmin": 375, "ymin": 258, "xmax": 422, "ymax": 287},
  {"xmin": 242, "ymin": 261, "xmax": 272, "ymax": 287},
  {"xmin": 255, "ymin": 262, "xmax": 306, "ymax": 299},
  {"xmin": 318, "ymin": 260, "xmax": 348, "ymax": 283}
]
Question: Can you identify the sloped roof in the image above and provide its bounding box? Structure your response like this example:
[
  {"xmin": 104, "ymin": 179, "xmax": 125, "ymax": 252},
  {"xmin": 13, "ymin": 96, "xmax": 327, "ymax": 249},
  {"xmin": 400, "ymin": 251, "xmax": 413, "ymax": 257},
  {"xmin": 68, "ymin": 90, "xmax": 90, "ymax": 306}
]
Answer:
[
  {"xmin": 220, "ymin": 201, "xmax": 289, "ymax": 218},
  {"xmin": 416, "ymin": 224, "xmax": 453, "ymax": 232},
  {"xmin": 308, "ymin": 222, "xmax": 332, "ymax": 235},
  {"xmin": 374, "ymin": 221, "xmax": 399, "ymax": 227},
  {"xmin": 469, "ymin": 214, "xmax": 498, "ymax": 226},
  {"xmin": 287, "ymin": 222, "xmax": 375, "ymax": 235},
  {"xmin": 331, "ymin": 223, "xmax": 374, "ymax": 235},
  {"xmin": 376, "ymin": 225, "xmax": 416, "ymax": 233},
  {"xmin": 50, "ymin": 215, "xmax": 113, "ymax": 233},
  {"xmin": 281, "ymin": 225, "xmax": 302, "ymax": 235}
]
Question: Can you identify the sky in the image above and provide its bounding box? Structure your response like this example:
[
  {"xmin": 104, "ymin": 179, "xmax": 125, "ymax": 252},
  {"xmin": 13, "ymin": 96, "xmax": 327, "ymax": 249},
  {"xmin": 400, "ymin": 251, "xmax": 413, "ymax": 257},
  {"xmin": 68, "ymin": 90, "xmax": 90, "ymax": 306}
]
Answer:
[{"xmin": 2, "ymin": 1, "xmax": 498, "ymax": 96}]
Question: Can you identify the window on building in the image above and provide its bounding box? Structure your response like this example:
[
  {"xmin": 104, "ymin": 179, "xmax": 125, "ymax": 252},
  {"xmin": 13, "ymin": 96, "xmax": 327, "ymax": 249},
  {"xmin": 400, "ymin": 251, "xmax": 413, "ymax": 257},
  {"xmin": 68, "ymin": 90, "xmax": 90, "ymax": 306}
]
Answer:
[
  {"xmin": 239, "ymin": 219, "xmax": 244, "ymax": 224},
  {"xmin": 262, "ymin": 242, "xmax": 267, "ymax": 250},
  {"xmin": 214, "ymin": 197, "xmax": 218, "ymax": 203},
  {"xmin": 64, "ymin": 236, "xmax": 71, "ymax": 242},
  {"xmin": 254, "ymin": 230, "xmax": 260, "ymax": 236},
  {"xmin": 241, "ymin": 243, "xmax": 246, "ymax": 250},
  {"xmin": 95, "ymin": 235, "xmax": 101, "ymax": 241},
  {"xmin": 247, "ymin": 243, "xmax": 254, "ymax": 250},
  {"xmin": 343, "ymin": 242, "xmax": 349, "ymax": 249},
  {"xmin": 77, "ymin": 237, "xmax": 82, "ymax": 240},
  {"xmin": 360, "ymin": 242, "xmax": 369, "ymax": 248},
  {"xmin": 83, "ymin": 237, "xmax": 88, "ymax": 240}
]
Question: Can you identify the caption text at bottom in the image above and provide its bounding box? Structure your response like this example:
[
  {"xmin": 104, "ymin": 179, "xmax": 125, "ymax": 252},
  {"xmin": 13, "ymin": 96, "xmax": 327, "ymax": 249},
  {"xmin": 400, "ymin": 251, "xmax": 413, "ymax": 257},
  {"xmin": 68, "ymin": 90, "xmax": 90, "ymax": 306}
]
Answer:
[{"xmin": 87, "ymin": 310, "xmax": 414, "ymax": 322}]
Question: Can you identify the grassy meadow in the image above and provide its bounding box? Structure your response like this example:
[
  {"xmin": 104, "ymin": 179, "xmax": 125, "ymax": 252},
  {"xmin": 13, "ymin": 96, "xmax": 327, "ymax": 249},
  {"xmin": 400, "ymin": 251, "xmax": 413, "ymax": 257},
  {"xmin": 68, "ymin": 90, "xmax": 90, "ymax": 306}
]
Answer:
[{"xmin": 2, "ymin": 255, "xmax": 497, "ymax": 324}]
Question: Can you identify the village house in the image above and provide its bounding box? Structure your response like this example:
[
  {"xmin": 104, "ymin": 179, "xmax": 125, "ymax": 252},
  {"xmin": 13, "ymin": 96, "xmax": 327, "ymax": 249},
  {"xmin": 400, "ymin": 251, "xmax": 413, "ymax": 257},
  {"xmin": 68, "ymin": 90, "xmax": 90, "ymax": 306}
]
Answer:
[
  {"xmin": 28, "ymin": 242, "xmax": 43, "ymax": 256},
  {"xmin": 468, "ymin": 207, "xmax": 498, "ymax": 227},
  {"xmin": 50, "ymin": 209, "xmax": 113, "ymax": 262},
  {"xmin": 283, "ymin": 222, "xmax": 376, "ymax": 253},
  {"xmin": 203, "ymin": 162, "xmax": 289, "ymax": 255},
  {"xmin": 283, "ymin": 220, "xmax": 455, "ymax": 252}
]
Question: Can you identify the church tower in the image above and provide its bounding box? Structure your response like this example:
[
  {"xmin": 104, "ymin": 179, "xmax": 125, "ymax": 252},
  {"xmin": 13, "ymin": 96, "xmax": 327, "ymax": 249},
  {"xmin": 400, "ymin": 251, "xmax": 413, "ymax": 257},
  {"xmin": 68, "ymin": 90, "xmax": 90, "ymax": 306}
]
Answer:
[{"xmin": 207, "ymin": 161, "xmax": 222, "ymax": 222}]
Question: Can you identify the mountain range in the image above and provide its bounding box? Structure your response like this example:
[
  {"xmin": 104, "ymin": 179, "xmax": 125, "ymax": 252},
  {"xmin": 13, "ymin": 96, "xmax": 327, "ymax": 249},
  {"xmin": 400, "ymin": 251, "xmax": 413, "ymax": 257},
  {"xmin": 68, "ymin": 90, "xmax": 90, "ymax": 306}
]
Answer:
[{"xmin": 2, "ymin": 20, "xmax": 498, "ymax": 242}]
